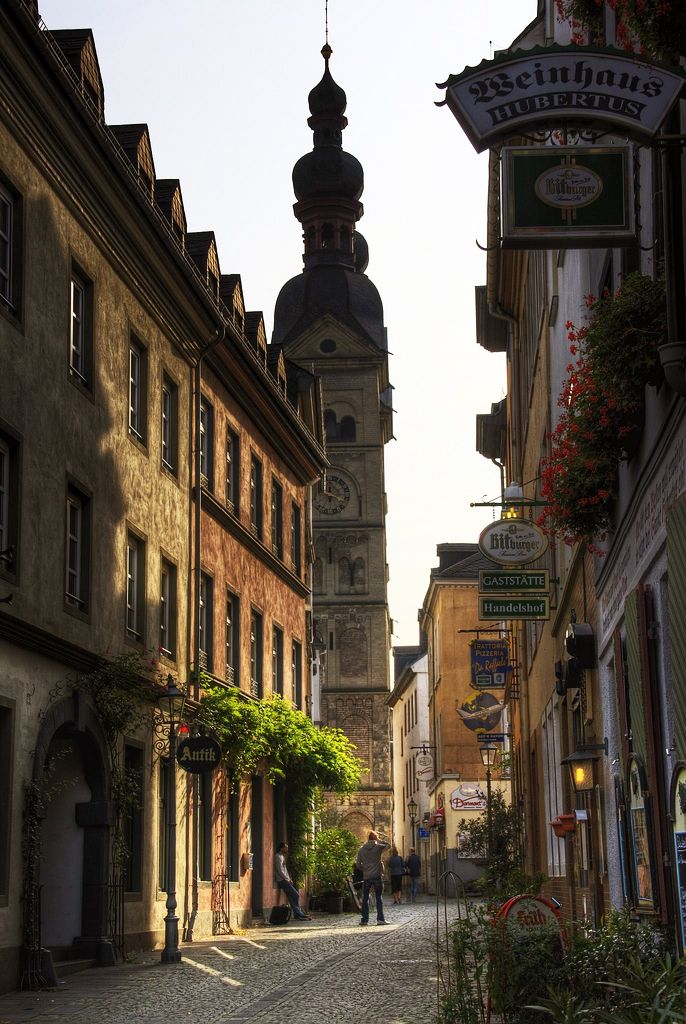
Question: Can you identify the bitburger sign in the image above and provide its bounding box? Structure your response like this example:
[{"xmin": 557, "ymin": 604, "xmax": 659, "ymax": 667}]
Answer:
[
  {"xmin": 479, "ymin": 518, "xmax": 548, "ymax": 566},
  {"xmin": 437, "ymin": 44, "xmax": 686, "ymax": 153}
]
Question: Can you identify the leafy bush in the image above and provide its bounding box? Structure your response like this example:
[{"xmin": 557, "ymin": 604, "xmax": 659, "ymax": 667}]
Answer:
[{"xmin": 310, "ymin": 826, "xmax": 358, "ymax": 895}]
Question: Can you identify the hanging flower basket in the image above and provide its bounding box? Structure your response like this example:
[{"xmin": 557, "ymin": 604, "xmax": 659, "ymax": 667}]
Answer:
[
  {"xmin": 538, "ymin": 274, "xmax": 666, "ymax": 548},
  {"xmin": 555, "ymin": 0, "xmax": 686, "ymax": 59}
]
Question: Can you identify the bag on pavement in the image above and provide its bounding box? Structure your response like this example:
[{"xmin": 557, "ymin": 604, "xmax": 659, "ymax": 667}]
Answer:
[{"xmin": 269, "ymin": 905, "xmax": 292, "ymax": 925}]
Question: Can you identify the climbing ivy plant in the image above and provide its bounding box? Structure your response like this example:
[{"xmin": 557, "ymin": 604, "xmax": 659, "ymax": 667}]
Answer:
[{"xmin": 196, "ymin": 685, "xmax": 361, "ymax": 883}]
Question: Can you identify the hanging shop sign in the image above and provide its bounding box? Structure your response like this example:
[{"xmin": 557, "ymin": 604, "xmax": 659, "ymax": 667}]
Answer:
[
  {"xmin": 437, "ymin": 44, "xmax": 686, "ymax": 153},
  {"xmin": 456, "ymin": 691, "xmax": 505, "ymax": 732},
  {"xmin": 470, "ymin": 638, "xmax": 511, "ymax": 690},
  {"xmin": 479, "ymin": 596, "xmax": 550, "ymax": 620},
  {"xmin": 479, "ymin": 569, "xmax": 549, "ymax": 593},
  {"xmin": 176, "ymin": 735, "xmax": 222, "ymax": 774},
  {"xmin": 416, "ymin": 752, "xmax": 434, "ymax": 782},
  {"xmin": 494, "ymin": 894, "xmax": 568, "ymax": 945},
  {"xmin": 501, "ymin": 145, "xmax": 635, "ymax": 248},
  {"xmin": 451, "ymin": 783, "xmax": 488, "ymax": 811},
  {"xmin": 479, "ymin": 519, "xmax": 548, "ymax": 566},
  {"xmin": 672, "ymin": 766, "xmax": 686, "ymax": 954}
]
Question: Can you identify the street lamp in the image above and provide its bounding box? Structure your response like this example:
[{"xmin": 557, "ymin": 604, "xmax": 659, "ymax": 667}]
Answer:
[
  {"xmin": 480, "ymin": 743, "xmax": 497, "ymax": 859},
  {"xmin": 407, "ymin": 796, "xmax": 417, "ymax": 846},
  {"xmin": 156, "ymin": 675, "xmax": 187, "ymax": 964},
  {"xmin": 561, "ymin": 739, "xmax": 608, "ymax": 794}
]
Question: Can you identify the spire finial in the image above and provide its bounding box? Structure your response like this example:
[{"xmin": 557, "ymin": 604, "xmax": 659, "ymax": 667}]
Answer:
[{"xmin": 325, "ymin": 0, "xmax": 329, "ymax": 45}]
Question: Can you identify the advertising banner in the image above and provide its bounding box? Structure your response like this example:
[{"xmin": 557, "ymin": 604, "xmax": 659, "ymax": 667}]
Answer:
[{"xmin": 501, "ymin": 146, "xmax": 634, "ymax": 248}]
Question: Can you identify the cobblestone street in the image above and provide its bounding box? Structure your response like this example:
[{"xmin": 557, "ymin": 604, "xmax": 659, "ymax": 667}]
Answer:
[{"xmin": 0, "ymin": 900, "xmax": 454, "ymax": 1024}]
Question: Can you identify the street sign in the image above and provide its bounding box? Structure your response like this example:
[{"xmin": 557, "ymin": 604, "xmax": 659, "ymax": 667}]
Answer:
[
  {"xmin": 479, "ymin": 596, "xmax": 550, "ymax": 620},
  {"xmin": 417, "ymin": 827, "xmax": 430, "ymax": 840},
  {"xmin": 481, "ymin": 733, "xmax": 506, "ymax": 743},
  {"xmin": 479, "ymin": 570, "xmax": 549, "ymax": 594}
]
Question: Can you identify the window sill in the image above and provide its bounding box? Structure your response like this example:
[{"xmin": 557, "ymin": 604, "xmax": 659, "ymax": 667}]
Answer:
[
  {"xmin": 0, "ymin": 301, "xmax": 23, "ymax": 333},
  {"xmin": 68, "ymin": 367, "xmax": 94, "ymax": 400},
  {"xmin": 123, "ymin": 891, "xmax": 143, "ymax": 903},
  {"xmin": 128, "ymin": 428, "xmax": 148, "ymax": 454},
  {"xmin": 63, "ymin": 600, "xmax": 91, "ymax": 624}
]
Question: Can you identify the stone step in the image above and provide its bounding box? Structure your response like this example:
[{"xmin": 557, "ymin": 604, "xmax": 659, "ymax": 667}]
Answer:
[{"xmin": 53, "ymin": 958, "xmax": 96, "ymax": 979}]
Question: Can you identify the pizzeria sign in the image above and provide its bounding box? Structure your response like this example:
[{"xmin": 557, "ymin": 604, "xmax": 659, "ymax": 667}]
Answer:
[{"xmin": 437, "ymin": 44, "xmax": 686, "ymax": 153}]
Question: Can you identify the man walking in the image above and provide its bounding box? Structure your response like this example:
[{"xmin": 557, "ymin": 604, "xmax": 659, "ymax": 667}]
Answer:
[
  {"xmin": 356, "ymin": 830, "xmax": 389, "ymax": 926},
  {"xmin": 274, "ymin": 842, "xmax": 311, "ymax": 920},
  {"xmin": 405, "ymin": 847, "xmax": 421, "ymax": 903}
]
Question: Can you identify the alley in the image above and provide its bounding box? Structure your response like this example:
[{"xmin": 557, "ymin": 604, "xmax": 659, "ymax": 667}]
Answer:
[{"xmin": 0, "ymin": 901, "xmax": 451, "ymax": 1024}]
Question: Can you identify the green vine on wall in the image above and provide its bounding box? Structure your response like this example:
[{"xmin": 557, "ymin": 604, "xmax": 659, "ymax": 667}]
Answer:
[{"xmin": 196, "ymin": 684, "xmax": 361, "ymax": 883}]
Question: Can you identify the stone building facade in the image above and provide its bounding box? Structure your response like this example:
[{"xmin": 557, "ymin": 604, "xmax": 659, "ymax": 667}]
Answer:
[
  {"xmin": 273, "ymin": 45, "xmax": 394, "ymax": 839},
  {"xmin": 0, "ymin": 1, "xmax": 325, "ymax": 991}
]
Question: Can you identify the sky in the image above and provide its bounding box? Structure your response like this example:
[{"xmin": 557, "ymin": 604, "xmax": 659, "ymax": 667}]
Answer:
[{"xmin": 39, "ymin": 0, "xmax": 533, "ymax": 648}]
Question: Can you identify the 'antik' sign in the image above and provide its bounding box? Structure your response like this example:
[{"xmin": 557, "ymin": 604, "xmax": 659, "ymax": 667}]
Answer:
[
  {"xmin": 437, "ymin": 44, "xmax": 686, "ymax": 152},
  {"xmin": 176, "ymin": 735, "xmax": 222, "ymax": 774}
]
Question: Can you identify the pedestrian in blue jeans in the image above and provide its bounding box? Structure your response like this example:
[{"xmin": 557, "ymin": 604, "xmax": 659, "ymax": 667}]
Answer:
[
  {"xmin": 405, "ymin": 847, "xmax": 421, "ymax": 903},
  {"xmin": 274, "ymin": 842, "xmax": 311, "ymax": 920},
  {"xmin": 356, "ymin": 830, "xmax": 389, "ymax": 925}
]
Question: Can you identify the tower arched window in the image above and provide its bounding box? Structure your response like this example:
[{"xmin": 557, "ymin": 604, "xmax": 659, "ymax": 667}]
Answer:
[
  {"xmin": 321, "ymin": 223, "xmax": 335, "ymax": 249},
  {"xmin": 324, "ymin": 409, "xmax": 338, "ymax": 442},
  {"xmin": 339, "ymin": 225, "xmax": 350, "ymax": 252},
  {"xmin": 338, "ymin": 556, "xmax": 352, "ymax": 594},
  {"xmin": 352, "ymin": 557, "xmax": 366, "ymax": 591},
  {"xmin": 340, "ymin": 416, "xmax": 356, "ymax": 442},
  {"xmin": 306, "ymin": 226, "xmax": 316, "ymax": 253}
]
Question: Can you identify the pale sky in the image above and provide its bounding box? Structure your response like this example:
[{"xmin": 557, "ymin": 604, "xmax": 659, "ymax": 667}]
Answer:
[{"xmin": 39, "ymin": 0, "xmax": 532, "ymax": 647}]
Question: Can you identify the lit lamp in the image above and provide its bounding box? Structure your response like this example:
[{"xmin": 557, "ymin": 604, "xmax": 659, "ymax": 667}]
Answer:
[
  {"xmin": 479, "ymin": 744, "xmax": 497, "ymax": 859},
  {"xmin": 503, "ymin": 481, "xmax": 523, "ymax": 519},
  {"xmin": 561, "ymin": 739, "xmax": 608, "ymax": 794},
  {"xmin": 407, "ymin": 796, "xmax": 417, "ymax": 844},
  {"xmin": 156, "ymin": 675, "xmax": 187, "ymax": 964}
]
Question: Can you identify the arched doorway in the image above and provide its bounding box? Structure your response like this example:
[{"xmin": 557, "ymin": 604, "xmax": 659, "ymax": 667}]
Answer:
[{"xmin": 32, "ymin": 695, "xmax": 113, "ymax": 966}]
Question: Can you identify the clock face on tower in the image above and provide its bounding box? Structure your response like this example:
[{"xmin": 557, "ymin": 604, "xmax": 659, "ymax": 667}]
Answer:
[{"xmin": 314, "ymin": 475, "xmax": 351, "ymax": 515}]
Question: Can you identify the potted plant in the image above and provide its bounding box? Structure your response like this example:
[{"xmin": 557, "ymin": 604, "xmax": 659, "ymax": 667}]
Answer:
[
  {"xmin": 310, "ymin": 826, "xmax": 359, "ymax": 914},
  {"xmin": 550, "ymin": 814, "xmax": 577, "ymax": 838}
]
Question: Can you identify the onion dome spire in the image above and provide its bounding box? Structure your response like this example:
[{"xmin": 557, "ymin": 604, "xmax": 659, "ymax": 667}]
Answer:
[{"xmin": 292, "ymin": 45, "xmax": 364, "ymax": 269}]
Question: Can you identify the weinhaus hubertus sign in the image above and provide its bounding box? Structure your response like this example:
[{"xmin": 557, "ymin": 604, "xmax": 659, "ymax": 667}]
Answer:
[
  {"xmin": 437, "ymin": 45, "xmax": 686, "ymax": 153},
  {"xmin": 176, "ymin": 735, "xmax": 222, "ymax": 774}
]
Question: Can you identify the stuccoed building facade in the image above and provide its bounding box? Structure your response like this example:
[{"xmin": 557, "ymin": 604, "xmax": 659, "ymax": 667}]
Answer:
[
  {"xmin": 389, "ymin": 642, "xmax": 430, "ymax": 861},
  {"xmin": 419, "ymin": 545, "xmax": 512, "ymax": 893},
  {"xmin": 0, "ymin": 1, "xmax": 325, "ymax": 991},
  {"xmin": 464, "ymin": 0, "xmax": 686, "ymax": 943},
  {"xmin": 273, "ymin": 46, "xmax": 394, "ymax": 839}
]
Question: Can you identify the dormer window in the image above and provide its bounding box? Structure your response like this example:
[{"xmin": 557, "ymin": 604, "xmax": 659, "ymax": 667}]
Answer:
[{"xmin": 208, "ymin": 270, "xmax": 219, "ymax": 301}]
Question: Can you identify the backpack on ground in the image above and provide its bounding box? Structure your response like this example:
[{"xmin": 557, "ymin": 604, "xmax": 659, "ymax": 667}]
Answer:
[{"xmin": 269, "ymin": 904, "xmax": 291, "ymax": 924}]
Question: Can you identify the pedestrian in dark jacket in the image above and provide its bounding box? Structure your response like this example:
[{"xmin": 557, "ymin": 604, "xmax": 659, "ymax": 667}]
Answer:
[
  {"xmin": 356, "ymin": 831, "xmax": 389, "ymax": 926},
  {"xmin": 389, "ymin": 846, "xmax": 405, "ymax": 904}
]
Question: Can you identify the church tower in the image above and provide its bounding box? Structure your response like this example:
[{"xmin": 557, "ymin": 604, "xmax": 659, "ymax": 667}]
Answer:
[{"xmin": 272, "ymin": 45, "xmax": 393, "ymax": 838}]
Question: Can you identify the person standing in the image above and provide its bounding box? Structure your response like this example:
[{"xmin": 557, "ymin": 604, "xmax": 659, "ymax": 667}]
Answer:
[
  {"xmin": 274, "ymin": 842, "xmax": 311, "ymax": 920},
  {"xmin": 356, "ymin": 830, "xmax": 389, "ymax": 925},
  {"xmin": 405, "ymin": 847, "xmax": 421, "ymax": 903},
  {"xmin": 389, "ymin": 845, "xmax": 405, "ymax": 904}
]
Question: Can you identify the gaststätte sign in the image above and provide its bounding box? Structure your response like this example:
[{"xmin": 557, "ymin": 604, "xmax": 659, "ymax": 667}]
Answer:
[
  {"xmin": 501, "ymin": 145, "xmax": 635, "ymax": 247},
  {"xmin": 479, "ymin": 518, "xmax": 548, "ymax": 566},
  {"xmin": 176, "ymin": 735, "xmax": 222, "ymax": 774},
  {"xmin": 437, "ymin": 44, "xmax": 686, "ymax": 153},
  {"xmin": 479, "ymin": 569, "xmax": 549, "ymax": 593}
]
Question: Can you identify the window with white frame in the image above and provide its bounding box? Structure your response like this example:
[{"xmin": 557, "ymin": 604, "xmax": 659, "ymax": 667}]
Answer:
[
  {"xmin": 199, "ymin": 400, "xmax": 210, "ymax": 486},
  {"xmin": 0, "ymin": 187, "xmax": 12, "ymax": 308},
  {"xmin": 249, "ymin": 456, "xmax": 262, "ymax": 537},
  {"xmin": 0, "ymin": 438, "xmax": 8, "ymax": 560},
  {"xmin": 70, "ymin": 274, "xmax": 85, "ymax": 379},
  {"xmin": 225, "ymin": 591, "xmax": 239, "ymax": 685},
  {"xmin": 199, "ymin": 572, "xmax": 213, "ymax": 671},
  {"xmin": 271, "ymin": 478, "xmax": 283, "ymax": 558},
  {"xmin": 541, "ymin": 696, "xmax": 566, "ymax": 877},
  {"xmin": 128, "ymin": 338, "xmax": 147, "ymax": 443},
  {"xmin": 161, "ymin": 375, "xmax": 178, "ymax": 474},
  {"xmin": 126, "ymin": 532, "xmax": 145, "ymax": 640},
  {"xmin": 159, "ymin": 557, "xmax": 177, "ymax": 658},
  {"xmin": 225, "ymin": 426, "xmax": 239, "ymax": 511},
  {"xmin": 291, "ymin": 639, "xmax": 302, "ymax": 709},
  {"xmin": 291, "ymin": 502, "xmax": 301, "ymax": 575},
  {"xmin": 65, "ymin": 483, "xmax": 90, "ymax": 612},
  {"xmin": 272, "ymin": 624, "xmax": 284, "ymax": 695},
  {"xmin": 250, "ymin": 609, "xmax": 263, "ymax": 697},
  {"xmin": 0, "ymin": 180, "xmax": 21, "ymax": 316}
]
